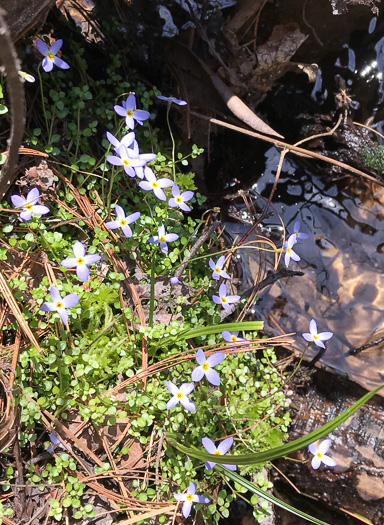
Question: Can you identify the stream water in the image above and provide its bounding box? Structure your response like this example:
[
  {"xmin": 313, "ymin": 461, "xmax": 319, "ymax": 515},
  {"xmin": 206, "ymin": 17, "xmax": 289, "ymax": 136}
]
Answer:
[{"xmin": 219, "ymin": 6, "xmax": 384, "ymax": 396}]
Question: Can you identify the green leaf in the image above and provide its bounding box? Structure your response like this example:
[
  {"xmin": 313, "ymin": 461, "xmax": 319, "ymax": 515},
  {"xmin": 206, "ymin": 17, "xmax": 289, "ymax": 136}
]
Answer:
[
  {"xmin": 0, "ymin": 103, "xmax": 8, "ymax": 114},
  {"xmin": 166, "ymin": 381, "xmax": 384, "ymax": 465},
  {"xmin": 218, "ymin": 467, "xmax": 330, "ymax": 525}
]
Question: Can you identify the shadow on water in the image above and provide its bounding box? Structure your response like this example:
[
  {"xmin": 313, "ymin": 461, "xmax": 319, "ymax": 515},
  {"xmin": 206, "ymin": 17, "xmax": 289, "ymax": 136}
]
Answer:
[
  {"xmin": 223, "ymin": 147, "xmax": 384, "ymax": 393},
  {"xmin": 211, "ymin": 6, "xmax": 384, "ymax": 396}
]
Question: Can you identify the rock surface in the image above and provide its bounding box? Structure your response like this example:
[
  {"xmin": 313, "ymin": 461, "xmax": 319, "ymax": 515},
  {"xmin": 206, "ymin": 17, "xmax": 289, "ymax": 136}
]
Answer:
[
  {"xmin": 0, "ymin": 0, "xmax": 55, "ymax": 40},
  {"xmin": 273, "ymin": 369, "xmax": 384, "ymax": 524}
]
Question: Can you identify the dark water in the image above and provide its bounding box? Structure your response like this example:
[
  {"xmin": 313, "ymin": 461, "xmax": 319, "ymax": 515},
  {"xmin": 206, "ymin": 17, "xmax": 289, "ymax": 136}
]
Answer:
[
  {"xmin": 218, "ymin": 7, "xmax": 384, "ymax": 394},
  {"xmin": 223, "ymin": 147, "xmax": 384, "ymax": 394}
]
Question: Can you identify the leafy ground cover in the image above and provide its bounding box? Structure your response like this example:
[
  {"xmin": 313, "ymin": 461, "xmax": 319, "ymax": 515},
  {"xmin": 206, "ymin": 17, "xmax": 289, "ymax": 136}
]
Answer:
[
  {"xmin": 0, "ymin": 22, "xmax": 294, "ymax": 525},
  {"xmin": 1, "ymin": 7, "xmax": 383, "ymax": 525}
]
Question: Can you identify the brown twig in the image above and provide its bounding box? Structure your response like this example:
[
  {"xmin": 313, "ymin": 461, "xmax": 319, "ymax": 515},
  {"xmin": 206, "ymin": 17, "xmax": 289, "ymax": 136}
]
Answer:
[
  {"xmin": 174, "ymin": 219, "xmax": 220, "ymax": 279},
  {"xmin": 190, "ymin": 111, "xmax": 382, "ymax": 185},
  {"xmin": 0, "ymin": 9, "xmax": 25, "ymax": 198}
]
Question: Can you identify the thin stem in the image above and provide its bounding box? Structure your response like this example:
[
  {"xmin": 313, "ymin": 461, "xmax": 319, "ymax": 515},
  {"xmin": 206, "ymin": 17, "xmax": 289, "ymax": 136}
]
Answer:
[
  {"xmin": 166, "ymin": 103, "xmax": 176, "ymax": 181},
  {"xmin": 74, "ymin": 105, "xmax": 81, "ymax": 160},
  {"xmin": 106, "ymin": 166, "xmax": 116, "ymax": 216},
  {"xmin": 37, "ymin": 64, "xmax": 49, "ymax": 138},
  {"xmin": 283, "ymin": 343, "xmax": 311, "ymax": 387},
  {"xmin": 148, "ymin": 252, "xmax": 156, "ymax": 327}
]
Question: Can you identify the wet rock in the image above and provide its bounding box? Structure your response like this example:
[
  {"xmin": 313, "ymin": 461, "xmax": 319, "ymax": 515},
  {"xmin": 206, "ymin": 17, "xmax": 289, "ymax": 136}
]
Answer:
[
  {"xmin": 0, "ymin": 0, "xmax": 55, "ymax": 39},
  {"xmin": 273, "ymin": 369, "xmax": 384, "ymax": 525}
]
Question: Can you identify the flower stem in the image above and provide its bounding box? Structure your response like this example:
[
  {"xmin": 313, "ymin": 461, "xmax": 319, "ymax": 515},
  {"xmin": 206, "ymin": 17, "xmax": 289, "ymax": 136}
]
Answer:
[
  {"xmin": 37, "ymin": 64, "xmax": 49, "ymax": 139},
  {"xmin": 148, "ymin": 253, "xmax": 156, "ymax": 327},
  {"xmin": 166, "ymin": 103, "xmax": 176, "ymax": 181}
]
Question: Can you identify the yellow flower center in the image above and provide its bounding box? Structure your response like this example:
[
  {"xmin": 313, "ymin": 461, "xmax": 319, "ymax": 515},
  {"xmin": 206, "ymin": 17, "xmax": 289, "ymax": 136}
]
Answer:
[
  {"xmin": 221, "ymin": 297, "xmax": 227, "ymax": 303},
  {"xmin": 313, "ymin": 334, "xmax": 318, "ymax": 340},
  {"xmin": 152, "ymin": 182, "xmax": 158, "ymax": 188},
  {"xmin": 159, "ymin": 236, "xmax": 166, "ymax": 242},
  {"xmin": 25, "ymin": 203, "xmax": 33, "ymax": 210},
  {"xmin": 215, "ymin": 267, "xmax": 221, "ymax": 273},
  {"xmin": 176, "ymin": 392, "xmax": 183, "ymax": 399},
  {"xmin": 55, "ymin": 301, "xmax": 63, "ymax": 309},
  {"xmin": 231, "ymin": 336, "xmax": 237, "ymax": 342},
  {"xmin": 47, "ymin": 52, "xmax": 54, "ymax": 60},
  {"xmin": 287, "ymin": 247, "xmax": 291, "ymax": 254},
  {"xmin": 316, "ymin": 452, "xmax": 322, "ymax": 458},
  {"xmin": 120, "ymin": 219, "xmax": 127, "ymax": 226},
  {"xmin": 186, "ymin": 494, "xmax": 194, "ymax": 501},
  {"xmin": 202, "ymin": 362, "xmax": 209, "ymax": 371},
  {"xmin": 176, "ymin": 196, "xmax": 182, "ymax": 203},
  {"xmin": 126, "ymin": 110, "xmax": 133, "ymax": 117},
  {"xmin": 214, "ymin": 451, "xmax": 221, "ymax": 456},
  {"xmin": 77, "ymin": 257, "xmax": 84, "ymax": 265},
  {"xmin": 123, "ymin": 159, "xmax": 130, "ymax": 166}
]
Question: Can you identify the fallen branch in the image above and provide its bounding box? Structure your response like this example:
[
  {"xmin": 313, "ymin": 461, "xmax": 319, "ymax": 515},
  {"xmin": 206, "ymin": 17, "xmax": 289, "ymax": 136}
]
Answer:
[
  {"xmin": 0, "ymin": 9, "xmax": 25, "ymax": 198},
  {"xmin": 190, "ymin": 111, "xmax": 382, "ymax": 185}
]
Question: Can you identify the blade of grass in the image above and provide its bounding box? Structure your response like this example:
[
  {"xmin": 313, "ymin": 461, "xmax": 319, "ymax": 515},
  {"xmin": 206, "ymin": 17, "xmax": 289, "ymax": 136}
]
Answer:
[
  {"xmin": 156, "ymin": 321, "xmax": 264, "ymax": 348},
  {"xmin": 217, "ymin": 466, "xmax": 330, "ymax": 525},
  {"xmin": 166, "ymin": 381, "xmax": 384, "ymax": 464}
]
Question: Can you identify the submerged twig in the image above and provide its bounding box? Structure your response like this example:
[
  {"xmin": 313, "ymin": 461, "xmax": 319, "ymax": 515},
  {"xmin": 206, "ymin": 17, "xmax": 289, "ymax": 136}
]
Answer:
[
  {"xmin": 190, "ymin": 110, "xmax": 382, "ymax": 185},
  {"xmin": 243, "ymin": 268, "xmax": 305, "ymax": 297},
  {"xmin": 349, "ymin": 335, "xmax": 384, "ymax": 356}
]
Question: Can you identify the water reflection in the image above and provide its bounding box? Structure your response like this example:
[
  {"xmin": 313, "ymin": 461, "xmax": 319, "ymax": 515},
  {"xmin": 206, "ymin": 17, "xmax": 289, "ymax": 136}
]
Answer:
[{"xmin": 224, "ymin": 146, "xmax": 384, "ymax": 393}]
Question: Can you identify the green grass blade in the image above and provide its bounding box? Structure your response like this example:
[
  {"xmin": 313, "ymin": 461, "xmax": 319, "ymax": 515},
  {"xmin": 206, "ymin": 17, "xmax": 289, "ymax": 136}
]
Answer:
[
  {"xmin": 182, "ymin": 321, "xmax": 264, "ymax": 339},
  {"xmin": 157, "ymin": 321, "xmax": 264, "ymax": 348},
  {"xmin": 217, "ymin": 466, "xmax": 330, "ymax": 525},
  {"xmin": 166, "ymin": 381, "xmax": 384, "ymax": 465}
]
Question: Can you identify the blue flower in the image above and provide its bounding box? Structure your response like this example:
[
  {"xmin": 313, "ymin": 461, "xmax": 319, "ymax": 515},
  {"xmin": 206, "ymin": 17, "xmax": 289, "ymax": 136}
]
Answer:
[
  {"xmin": 165, "ymin": 382, "xmax": 195, "ymax": 411},
  {"xmin": 60, "ymin": 241, "xmax": 101, "ymax": 282},
  {"xmin": 106, "ymin": 133, "xmax": 156, "ymax": 179},
  {"xmin": 283, "ymin": 233, "xmax": 300, "ymax": 268},
  {"xmin": 222, "ymin": 331, "xmax": 246, "ymax": 346},
  {"xmin": 289, "ymin": 220, "xmax": 309, "ymax": 243},
  {"xmin": 174, "ymin": 482, "xmax": 209, "ymax": 519},
  {"xmin": 209, "ymin": 255, "xmax": 231, "ymax": 280},
  {"xmin": 169, "ymin": 276, "xmax": 180, "ymax": 285},
  {"xmin": 10, "ymin": 187, "xmax": 50, "ymax": 221},
  {"xmin": 107, "ymin": 144, "xmax": 147, "ymax": 178},
  {"xmin": 302, "ymin": 319, "xmax": 333, "ymax": 349},
  {"xmin": 308, "ymin": 439, "xmax": 337, "ymax": 470},
  {"xmin": 149, "ymin": 225, "xmax": 179, "ymax": 254},
  {"xmin": 138, "ymin": 168, "xmax": 173, "ymax": 200},
  {"xmin": 106, "ymin": 131, "xmax": 136, "ymax": 152},
  {"xmin": 47, "ymin": 432, "xmax": 72, "ymax": 454},
  {"xmin": 114, "ymin": 94, "xmax": 150, "ymax": 129},
  {"xmin": 212, "ymin": 283, "xmax": 240, "ymax": 311},
  {"xmin": 202, "ymin": 436, "xmax": 237, "ymax": 471},
  {"xmin": 36, "ymin": 39, "xmax": 70, "ymax": 72},
  {"xmin": 40, "ymin": 286, "xmax": 79, "ymax": 325},
  {"xmin": 168, "ymin": 184, "xmax": 194, "ymax": 212},
  {"xmin": 128, "ymin": 142, "xmax": 157, "ymax": 179},
  {"xmin": 191, "ymin": 349, "xmax": 225, "ymax": 386},
  {"xmin": 157, "ymin": 94, "xmax": 187, "ymax": 106},
  {"xmin": 18, "ymin": 71, "xmax": 35, "ymax": 83},
  {"xmin": 105, "ymin": 205, "xmax": 140, "ymax": 238}
]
